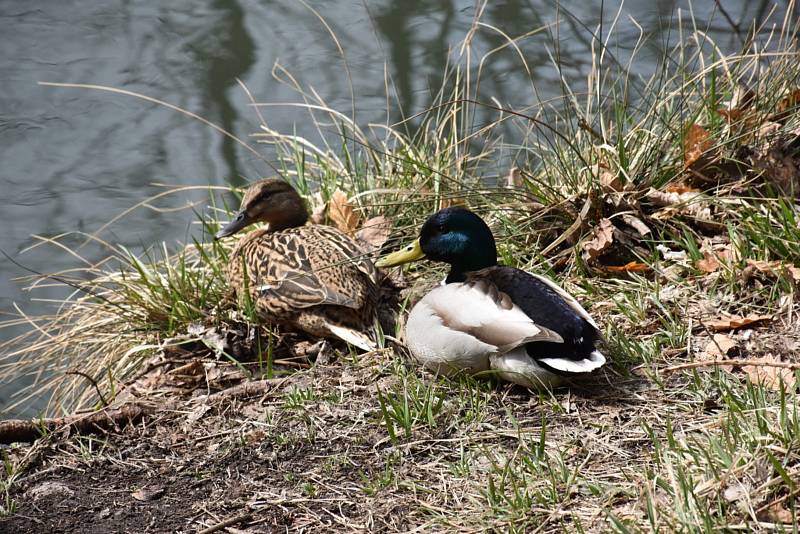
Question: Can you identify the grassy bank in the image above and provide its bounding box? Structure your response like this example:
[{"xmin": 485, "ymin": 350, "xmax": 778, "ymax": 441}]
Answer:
[{"xmin": 2, "ymin": 5, "xmax": 800, "ymax": 532}]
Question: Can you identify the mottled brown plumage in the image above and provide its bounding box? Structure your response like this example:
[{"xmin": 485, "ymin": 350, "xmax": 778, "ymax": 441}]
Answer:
[{"xmin": 215, "ymin": 179, "xmax": 380, "ymax": 350}]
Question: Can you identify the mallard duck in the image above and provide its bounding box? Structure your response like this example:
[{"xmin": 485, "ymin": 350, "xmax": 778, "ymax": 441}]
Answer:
[
  {"xmin": 376, "ymin": 207, "xmax": 606, "ymax": 388},
  {"xmin": 214, "ymin": 178, "xmax": 380, "ymax": 351}
]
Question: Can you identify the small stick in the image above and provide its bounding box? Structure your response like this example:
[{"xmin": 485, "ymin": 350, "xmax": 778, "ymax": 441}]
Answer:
[
  {"xmin": 205, "ymin": 377, "xmax": 289, "ymax": 403},
  {"xmin": 197, "ymin": 512, "xmax": 252, "ymax": 534},
  {"xmin": 0, "ymin": 401, "xmax": 165, "ymax": 444},
  {"xmin": 664, "ymin": 359, "xmax": 800, "ymax": 373}
]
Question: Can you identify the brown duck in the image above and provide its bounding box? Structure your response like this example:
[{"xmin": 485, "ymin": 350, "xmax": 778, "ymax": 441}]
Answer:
[{"xmin": 214, "ymin": 178, "xmax": 380, "ymax": 351}]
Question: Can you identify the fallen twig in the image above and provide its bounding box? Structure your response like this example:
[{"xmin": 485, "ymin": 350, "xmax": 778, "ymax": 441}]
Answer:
[
  {"xmin": 196, "ymin": 512, "xmax": 252, "ymax": 534},
  {"xmin": 0, "ymin": 401, "xmax": 164, "ymax": 444},
  {"xmin": 205, "ymin": 377, "xmax": 290, "ymax": 403}
]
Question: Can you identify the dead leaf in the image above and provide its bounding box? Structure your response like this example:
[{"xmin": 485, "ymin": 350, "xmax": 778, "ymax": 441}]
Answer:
[
  {"xmin": 716, "ymin": 108, "xmax": 743, "ymax": 122},
  {"xmin": 582, "ymin": 218, "xmax": 615, "ymax": 261},
  {"xmin": 439, "ymin": 197, "xmax": 467, "ymax": 209},
  {"xmin": 742, "ymin": 354, "xmax": 796, "ymax": 391},
  {"xmin": 772, "ymin": 88, "xmax": 800, "ymax": 122},
  {"xmin": 595, "ymin": 165, "xmax": 625, "ymax": 192},
  {"xmin": 664, "ymin": 183, "xmax": 701, "ymax": 194},
  {"xmin": 716, "ymin": 85, "xmax": 755, "ymax": 125},
  {"xmin": 684, "ymin": 124, "xmax": 714, "ymax": 167},
  {"xmin": 701, "ymin": 334, "xmax": 737, "ymax": 362},
  {"xmin": 751, "ymin": 139, "xmax": 800, "ymax": 196},
  {"xmin": 722, "ymin": 482, "xmax": 750, "ymax": 503},
  {"xmin": 621, "ymin": 214, "xmax": 651, "ymax": 236},
  {"xmin": 605, "ymin": 261, "xmax": 650, "ymax": 273},
  {"xmin": 328, "ymin": 189, "xmax": 360, "ymax": 234},
  {"xmin": 746, "ymin": 259, "xmax": 800, "ymax": 282},
  {"xmin": 355, "ymin": 215, "xmax": 393, "ymax": 253},
  {"xmin": 647, "ymin": 188, "xmax": 712, "ymax": 220},
  {"xmin": 131, "ymin": 487, "xmax": 165, "ymax": 502},
  {"xmin": 704, "ymin": 315, "xmax": 772, "ymax": 332},
  {"xmin": 696, "ymin": 251, "xmax": 720, "ymax": 273},
  {"xmin": 758, "ymin": 501, "xmax": 795, "ymax": 523}
]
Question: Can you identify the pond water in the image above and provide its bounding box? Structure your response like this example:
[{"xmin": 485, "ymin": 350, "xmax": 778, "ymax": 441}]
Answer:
[{"xmin": 0, "ymin": 0, "xmax": 788, "ymax": 416}]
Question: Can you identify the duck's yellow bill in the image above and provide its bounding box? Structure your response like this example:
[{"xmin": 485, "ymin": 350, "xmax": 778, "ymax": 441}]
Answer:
[{"xmin": 375, "ymin": 238, "xmax": 425, "ymax": 267}]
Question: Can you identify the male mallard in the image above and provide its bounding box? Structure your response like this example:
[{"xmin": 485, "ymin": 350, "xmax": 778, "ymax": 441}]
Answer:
[
  {"xmin": 215, "ymin": 178, "xmax": 380, "ymax": 351},
  {"xmin": 376, "ymin": 207, "xmax": 605, "ymax": 388}
]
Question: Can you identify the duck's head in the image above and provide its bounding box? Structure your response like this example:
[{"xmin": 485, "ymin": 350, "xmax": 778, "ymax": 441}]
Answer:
[
  {"xmin": 214, "ymin": 178, "xmax": 308, "ymax": 239},
  {"xmin": 377, "ymin": 207, "xmax": 497, "ymax": 282}
]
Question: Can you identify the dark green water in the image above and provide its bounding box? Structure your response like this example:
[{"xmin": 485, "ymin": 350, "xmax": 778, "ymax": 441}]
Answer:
[{"xmin": 0, "ymin": 0, "xmax": 787, "ymax": 416}]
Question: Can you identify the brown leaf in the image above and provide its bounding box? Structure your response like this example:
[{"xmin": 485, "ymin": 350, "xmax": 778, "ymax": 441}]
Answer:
[
  {"xmin": 701, "ymin": 334, "xmax": 737, "ymax": 362},
  {"xmin": 742, "ymin": 354, "xmax": 797, "ymax": 392},
  {"xmin": 605, "ymin": 261, "xmax": 650, "ymax": 273},
  {"xmin": 620, "ymin": 214, "xmax": 651, "ymax": 236},
  {"xmin": 722, "ymin": 482, "xmax": 750, "ymax": 503},
  {"xmin": 746, "ymin": 259, "xmax": 800, "ymax": 281},
  {"xmin": 664, "ymin": 183, "xmax": 701, "ymax": 194},
  {"xmin": 716, "ymin": 108, "xmax": 743, "ymax": 122},
  {"xmin": 355, "ymin": 216, "xmax": 393, "ymax": 253},
  {"xmin": 704, "ymin": 315, "xmax": 772, "ymax": 332},
  {"xmin": 684, "ymin": 124, "xmax": 714, "ymax": 167},
  {"xmin": 647, "ymin": 188, "xmax": 712, "ymax": 220},
  {"xmin": 583, "ymin": 218, "xmax": 615, "ymax": 261},
  {"xmin": 439, "ymin": 197, "xmax": 467, "ymax": 209},
  {"xmin": 596, "ymin": 165, "xmax": 625, "ymax": 192},
  {"xmin": 328, "ymin": 189, "xmax": 360, "ymax": 234},
  {"xmin": 772, "ymin": 88, "xmax": 800, "ymax": 122},
  {"xmin": 716, "ymin": 85, "xmax": 755, "ymax": 125},
  {"xmin": 750, "ymin": 140, "xmax": 800, "ymax": 196},
  {"xmin": 131, "ymin": 487, "xmax": 165, "ymax": 502},
  {"xmin": 696, "ymin": 251, "xmax": 720, "ymax": 273},
  {"xmin": 758, "ymin": 501, "xmax": 795, "ymax": 523}
]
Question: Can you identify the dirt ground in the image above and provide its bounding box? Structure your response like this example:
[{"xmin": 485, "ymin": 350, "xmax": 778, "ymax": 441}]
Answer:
[
  {"xmin": 0, "ymin": 344, "xmax": 660, "ymax": 534},
  {"xmin": 2, "ymin": 308, "xmax": 798, "ymax": 533}
]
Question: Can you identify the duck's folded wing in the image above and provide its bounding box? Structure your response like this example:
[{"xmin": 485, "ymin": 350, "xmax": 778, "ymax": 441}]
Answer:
[
  {"xmin": 528, "ymin": 273, "xmax": 599, "ymax": 330},
  {"xmin": 426, "ymin": 280, "xmax": 563, "ymax": 353},
  {"xmin": 248, "ymin": 235, "xmax": 361, "ymax": 310}
]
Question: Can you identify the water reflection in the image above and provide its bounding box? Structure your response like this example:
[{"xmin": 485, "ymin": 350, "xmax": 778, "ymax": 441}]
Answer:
[{"xmin": 0, "ymin": 0, "xmax": 790, "ymax": 415}]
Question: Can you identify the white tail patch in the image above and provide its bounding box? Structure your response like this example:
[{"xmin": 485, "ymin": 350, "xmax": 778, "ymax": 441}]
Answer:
[
  {"xmin": 538, "ymin": 350, "xmax": 606, "ymax": 374},
  {"xmin": 327, "ymin": 324, "xmax": 376, "ymax": 352}
]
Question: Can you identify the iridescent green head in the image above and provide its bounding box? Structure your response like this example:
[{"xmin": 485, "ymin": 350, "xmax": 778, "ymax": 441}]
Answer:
[{"xmin": 377, "ymin": 207, "xmax": 497, "ymax": 283}]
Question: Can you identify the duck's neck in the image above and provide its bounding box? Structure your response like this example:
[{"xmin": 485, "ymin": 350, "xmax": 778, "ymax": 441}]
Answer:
[
  {"xmin": 445, "ymin": 251, "xmax": 497, "ymax": 283},
  {"xmin": 267, "ymin": 205, "xmax": 309, "ymax": 231}
]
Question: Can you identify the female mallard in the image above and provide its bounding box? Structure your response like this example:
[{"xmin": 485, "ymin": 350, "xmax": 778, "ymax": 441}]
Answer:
[
  {"xmin": 376, "ymin": 207, "xmax": 605, "ymax": 388},
  {"xmin": 215, "ymin": 178, "xmax": 380, "ymax": 351}
]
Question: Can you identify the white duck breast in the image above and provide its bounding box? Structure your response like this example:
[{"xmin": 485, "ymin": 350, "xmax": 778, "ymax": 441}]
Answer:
[{"xmin": 404, "ymin": 279, "xmax": 564, "ymax": 377}]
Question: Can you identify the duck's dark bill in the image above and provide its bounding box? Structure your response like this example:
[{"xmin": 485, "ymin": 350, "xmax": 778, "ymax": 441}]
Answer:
[
  {"xmin": 376, "ymin": 238, "xmax": 425, "ymax": 267},
  {"xmin": 215, "ymin": 212, "xmax": 250, "ymax": 239}
]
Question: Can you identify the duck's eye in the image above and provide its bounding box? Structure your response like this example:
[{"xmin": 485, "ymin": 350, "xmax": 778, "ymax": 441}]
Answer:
[{"xmin": 437, "ymin": 224, "xmax": 447, "ymax": 234}]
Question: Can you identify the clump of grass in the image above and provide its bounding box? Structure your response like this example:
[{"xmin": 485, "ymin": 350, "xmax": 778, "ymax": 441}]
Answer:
[{"xmin": 0, "ymin": 188, "xmax": 241, "ymax": 413}]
